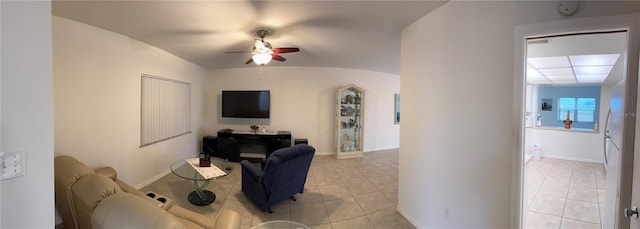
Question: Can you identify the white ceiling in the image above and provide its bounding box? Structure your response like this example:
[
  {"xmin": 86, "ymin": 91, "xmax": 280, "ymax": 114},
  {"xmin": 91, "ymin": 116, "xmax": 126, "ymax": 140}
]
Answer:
[
  {"xmin": 526, "ymin": 32, "xmax": 627, "ymax": 86},
  {"xmin": 527, "ymin": 54, "xmax": 620, "ymax": 84},
  {"xmin": 52, "ymin": 0, "xmax": 448, "ymax": 75}
]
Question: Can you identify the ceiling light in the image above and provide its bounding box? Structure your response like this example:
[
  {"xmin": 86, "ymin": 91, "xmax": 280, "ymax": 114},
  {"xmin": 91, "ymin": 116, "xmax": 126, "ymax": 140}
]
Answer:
[
  {"xmin": 576, "ymin": 74, "xmax": 609, "ymax": 84},
  {"xmin": 569, "ymin": 54, "xmax": 620, "ymax": 66},
  {"xmin": 251, "ymin": 39, "xmax": 274, "ymax": 65},
  {"xmin": 526, "ymin": 53, "xmax": 621, "ymax": 85},
  {"xmin": 527, "ymin": 56, "xmax": 571, "ymax": 68},
  {"xmin": 573, "ymin": 66, "xmax": 613, "ymax": 75},
  {"xmin": 252, "ymin": 53, "xmax": 272, "ymax": 65}
]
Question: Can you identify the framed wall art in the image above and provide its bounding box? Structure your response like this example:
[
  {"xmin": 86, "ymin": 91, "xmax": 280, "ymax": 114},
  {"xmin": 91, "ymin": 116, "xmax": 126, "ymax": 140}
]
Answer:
[{"xmin": 541, "ymin": 98, "xmax": 553, "ymax": 111}]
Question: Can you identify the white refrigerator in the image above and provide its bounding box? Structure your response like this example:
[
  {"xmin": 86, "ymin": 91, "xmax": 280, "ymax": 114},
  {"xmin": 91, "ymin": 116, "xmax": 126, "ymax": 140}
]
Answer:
[{"xmin": 602, "ymin": 79, "xmax": 626, "ymax": 229}]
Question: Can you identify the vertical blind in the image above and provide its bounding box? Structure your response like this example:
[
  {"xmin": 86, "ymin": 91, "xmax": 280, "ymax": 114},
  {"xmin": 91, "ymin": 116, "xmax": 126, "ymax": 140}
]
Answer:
[{"xmin": 140, "ymin": 74, "xmax": 191, "ymax": 147}]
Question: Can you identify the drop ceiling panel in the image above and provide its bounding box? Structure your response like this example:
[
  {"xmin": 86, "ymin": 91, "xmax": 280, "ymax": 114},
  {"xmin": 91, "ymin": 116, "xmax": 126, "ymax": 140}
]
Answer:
[
  {"xmin": 526, "ymin": 32, "xmax": 626, "ymax": 85},
  {"xmin": 545, "ymin": 75, "xmax": 576, "ymax": 83},
  {"xmin": 537, "ymin": 68, "xmax": 574, "ymax": 76},
  {"xmin": 553, "ymin": 79, "xmax": 578, "ymax": 84},
  {"xmin": 527, "ymin": 68, "xmax": 542, "ymax": 77},
  {"xmin": 576, "ymin": 74, "xmax": 609, "ymax": 84},
  {"xmin": 573, "ymin": 66, "xmax": 613, "ymax": 75},
  {"xmin": 528, "ymin": 79, "xmax": 552, "ymax": 84},
  {"xmin": 527, "ymin": 73, "xmax": 550, "ymax": 84},
  {"xmin": 569, "ymin": 54, "xmax": 621, "ymax": 66},
  {"xmin": 527, "ymin": 56, "xmax": 572, "ymax": 69}
]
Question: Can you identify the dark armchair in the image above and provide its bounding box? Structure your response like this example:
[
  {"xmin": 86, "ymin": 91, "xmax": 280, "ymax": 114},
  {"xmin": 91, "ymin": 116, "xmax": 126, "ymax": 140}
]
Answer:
[{"xmin": 241, "ymin": 144, "xmax": 315, "ymax": 213}]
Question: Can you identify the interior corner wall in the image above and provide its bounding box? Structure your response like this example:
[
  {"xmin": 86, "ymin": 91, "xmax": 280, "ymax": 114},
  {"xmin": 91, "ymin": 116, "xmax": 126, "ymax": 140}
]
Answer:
[
  {"xmin": 1, "ymin": 1, "xmax": 54, "ymax": 228},
  {"xmin": 399, "ymin": 1, "xmax": 640, "ymax": 228},
  {"xmin": 205, "ymin": 67, "xmax": 400, "ymax": 154},
  {"xmin": 52, "ymin": 16, "xmax": 207, "ymax": 186}
]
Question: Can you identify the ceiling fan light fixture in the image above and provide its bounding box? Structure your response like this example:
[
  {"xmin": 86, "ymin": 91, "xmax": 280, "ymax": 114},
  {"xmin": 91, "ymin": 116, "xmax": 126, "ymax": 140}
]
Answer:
[
  {"xmin": 252, "ymin": 53, "xmax": 272, "ymax": 65},
  {"xmin": 225, "ymin": 28, "xmax": 299, "ymax": 66},
  {"xmin": 251, "ymin": 40, "xmax": 274, "ymax": 65}
]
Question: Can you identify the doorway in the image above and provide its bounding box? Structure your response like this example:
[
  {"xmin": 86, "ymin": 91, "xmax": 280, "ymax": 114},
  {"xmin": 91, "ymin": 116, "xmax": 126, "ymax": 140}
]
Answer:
[
  {"xmin": 515, "ymin": 14, "xmax": 640, "ymax": 229},
  {"xmin": 523, "ymin": 31, "xmax": 626, "ymax": 229}
]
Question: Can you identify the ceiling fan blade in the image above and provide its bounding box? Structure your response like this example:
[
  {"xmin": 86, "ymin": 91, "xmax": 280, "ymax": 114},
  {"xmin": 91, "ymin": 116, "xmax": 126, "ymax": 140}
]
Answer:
[
  {"xmin": 245, "ymin": 57, "xmax": 254, "ymax": 64},
  {"xmin": 224, "ymin": 51, "xmax": 250, "ymax": 53},
  {"xmin": 272, "ymin": 54, "xmax": 286, "ymax": 62},
  {"xmin": 273, "ymin": 47, "xmax": 300, "ymax": 54}
]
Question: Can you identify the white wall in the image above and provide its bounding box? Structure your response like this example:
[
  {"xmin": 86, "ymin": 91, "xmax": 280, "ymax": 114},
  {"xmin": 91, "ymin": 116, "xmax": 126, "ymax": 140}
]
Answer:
[
  {"xmin": 526, "ymin": 128, "xmax": 602, "ymax": 162},
  {"xmin": 1, "ymin": 1, "xmax": 55, "ymax": 228},
  {"xmin": 53, "ymin": 16, "xmax": 207, "ymax": 186},
  {"xmin": 399, "ymin": 1, "xmax": 640, "ymax": 228},
  {"xmin": 205, "ymin": 67, "xmax": 400, "ymax": 154}
]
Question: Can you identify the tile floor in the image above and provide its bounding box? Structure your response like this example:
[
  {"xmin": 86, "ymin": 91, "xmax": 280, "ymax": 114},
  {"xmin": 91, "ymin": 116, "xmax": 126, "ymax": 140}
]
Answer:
[
  {"xmin": 142, "ymin": 148, "xmax": 415, "ymax": 229},
  {"xmin": 525, "ymin": 157, "xmax": 606, "ymax": 229}
]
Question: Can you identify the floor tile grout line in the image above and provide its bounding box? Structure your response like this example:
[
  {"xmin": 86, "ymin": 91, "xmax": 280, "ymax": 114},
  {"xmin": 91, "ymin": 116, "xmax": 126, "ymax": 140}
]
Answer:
[
  {"xmin": 143, "ymin": 152, "xmax": 407, "ymax": 229},
  {"xmin": 593, "ymin": 164, "xmax": 604, "ymax": 225},
  {"xmin": 526, "ymin": 158, "xmax": 603, "ymax": 228},
  {"xmin": 558, "ymin": 159, "xmax": 575, "ymax": 228}
]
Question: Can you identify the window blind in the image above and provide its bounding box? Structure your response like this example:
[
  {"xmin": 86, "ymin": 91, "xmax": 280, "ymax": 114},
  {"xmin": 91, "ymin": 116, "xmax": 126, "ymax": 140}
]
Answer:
[{"xmin": 140, "ymin": 74, "xmax": 191, "ymax": 147}]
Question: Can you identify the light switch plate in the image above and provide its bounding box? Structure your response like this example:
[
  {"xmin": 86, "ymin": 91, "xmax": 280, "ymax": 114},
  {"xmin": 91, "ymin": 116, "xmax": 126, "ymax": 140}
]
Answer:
[{"xmin": 1, "ymin": 149, "xmax": 25, "ymax": 180}]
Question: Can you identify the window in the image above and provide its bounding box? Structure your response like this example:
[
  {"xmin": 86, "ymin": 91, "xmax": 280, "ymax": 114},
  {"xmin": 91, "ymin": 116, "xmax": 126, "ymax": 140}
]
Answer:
[
  {"xmin": 140, "ymin": 74, "xmax": 191, "ymax": 147},
  {"xmin": 557, "ymin": 97, "xmax": 596, "ymax": 122}
]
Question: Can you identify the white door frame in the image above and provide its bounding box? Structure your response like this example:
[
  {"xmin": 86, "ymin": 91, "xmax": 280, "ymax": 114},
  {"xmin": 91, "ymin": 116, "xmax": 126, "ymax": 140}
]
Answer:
[{"xmin": 513, "ymin": 13, "xmax": 640, "ymax": 229}]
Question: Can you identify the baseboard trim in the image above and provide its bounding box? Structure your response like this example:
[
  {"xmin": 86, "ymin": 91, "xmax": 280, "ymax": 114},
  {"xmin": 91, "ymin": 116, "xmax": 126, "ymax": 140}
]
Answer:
[
  {"xmin": 524, "ymin": 153, "xmax": 533, "ymax": 164},
  {"xmin": 314, "ymin": 147, "xmax": 399, "ymax": 156},
  {"xmin": 365, "ymin": 147, "xmax": 399, "ymax": 152},
  {"xmin": 397, "ymin": 205, "xmax": 422, "ymax": 229},
  {"xmin": 542, "ymin": 154, "xmax": 603, "ymax": 164},
  {"xmin": 134, "ymin": 168, "xmax": 172, "ymax": 189},
  {"xmin": 315, "ymin": 151, "xmax": 333, "ymax": 156}
]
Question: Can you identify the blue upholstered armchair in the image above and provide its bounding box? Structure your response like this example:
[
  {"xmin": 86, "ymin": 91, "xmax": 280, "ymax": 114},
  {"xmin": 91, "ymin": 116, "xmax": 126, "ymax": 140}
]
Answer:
[{"xmin": 241, "ymin": 144, "xmax": 315, "ymax": 213}]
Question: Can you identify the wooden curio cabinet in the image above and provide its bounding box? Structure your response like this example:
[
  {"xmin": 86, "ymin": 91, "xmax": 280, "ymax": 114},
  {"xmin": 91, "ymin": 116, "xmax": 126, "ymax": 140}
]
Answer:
[{"xmin": 335, "ymin": 84, "xmax": 364, "ymax": 159}]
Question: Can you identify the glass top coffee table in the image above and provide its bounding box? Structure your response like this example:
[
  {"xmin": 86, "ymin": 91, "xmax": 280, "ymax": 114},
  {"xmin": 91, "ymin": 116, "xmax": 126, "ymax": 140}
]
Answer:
[
  {"xmin": 170, "ymin": 157, "xmax": 232, "ymax": 206},
  {"xmin": 251, "ymin": 220, "xmax": 310, "ymax": 229}
]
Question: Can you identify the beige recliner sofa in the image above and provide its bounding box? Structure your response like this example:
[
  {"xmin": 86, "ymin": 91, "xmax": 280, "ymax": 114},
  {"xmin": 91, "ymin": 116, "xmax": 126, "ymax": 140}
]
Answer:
[{"xmin": 54, "ymin": 155, "xmax": 240, "ymax": 229}]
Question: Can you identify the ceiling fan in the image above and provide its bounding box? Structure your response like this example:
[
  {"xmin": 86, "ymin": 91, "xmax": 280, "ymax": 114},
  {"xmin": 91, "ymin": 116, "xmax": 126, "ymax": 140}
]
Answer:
[{"xmin": 225, "ymin": 29, "xmax": 300, "ymax": 66}]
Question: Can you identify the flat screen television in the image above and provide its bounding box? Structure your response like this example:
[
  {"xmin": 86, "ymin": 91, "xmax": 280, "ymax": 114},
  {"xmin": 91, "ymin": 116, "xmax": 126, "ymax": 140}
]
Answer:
[{"xmin": 221, "ymin": 90, "xmax": 270, "ymax": 118}]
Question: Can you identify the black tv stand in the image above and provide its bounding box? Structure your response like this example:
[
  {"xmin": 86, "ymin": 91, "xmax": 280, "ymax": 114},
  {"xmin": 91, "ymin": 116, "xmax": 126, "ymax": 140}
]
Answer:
[{"xmin": 215, "ymin": 130, "xmax": 292, "ymax": 162}]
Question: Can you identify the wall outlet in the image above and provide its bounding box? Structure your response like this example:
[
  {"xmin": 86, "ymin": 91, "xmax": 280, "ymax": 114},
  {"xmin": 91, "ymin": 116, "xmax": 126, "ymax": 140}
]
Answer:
[{"xmin": 1, "ymin": 149, "xmax": 25, "ymax": 180}]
